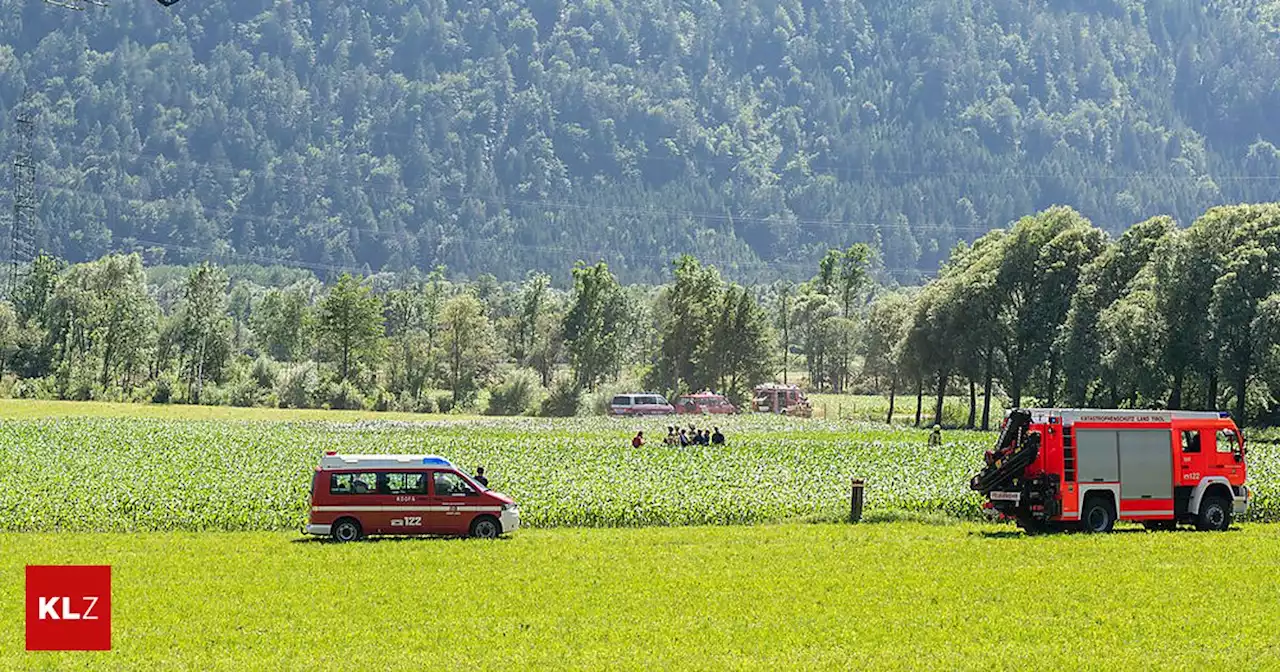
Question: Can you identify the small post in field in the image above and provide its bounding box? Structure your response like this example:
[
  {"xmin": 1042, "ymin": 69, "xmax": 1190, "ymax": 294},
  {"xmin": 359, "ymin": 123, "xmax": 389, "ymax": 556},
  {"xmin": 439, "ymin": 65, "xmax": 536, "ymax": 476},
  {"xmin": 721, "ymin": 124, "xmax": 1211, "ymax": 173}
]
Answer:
[{"xmin": 850, "ymin": 478, "xmax": 865, "ymax": 523}]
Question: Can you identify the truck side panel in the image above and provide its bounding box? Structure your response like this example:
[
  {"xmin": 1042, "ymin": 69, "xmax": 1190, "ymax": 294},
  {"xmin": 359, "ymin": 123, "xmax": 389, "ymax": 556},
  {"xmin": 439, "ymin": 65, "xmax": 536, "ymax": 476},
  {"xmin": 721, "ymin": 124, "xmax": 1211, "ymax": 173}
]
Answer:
[
  {"xmin": 1076, "ymin": 430, "xmax": 1119, "ymax": 483},
  {"xmin": 1116, "ymin": 429, "xmax": 1174, "ymax": 500}
]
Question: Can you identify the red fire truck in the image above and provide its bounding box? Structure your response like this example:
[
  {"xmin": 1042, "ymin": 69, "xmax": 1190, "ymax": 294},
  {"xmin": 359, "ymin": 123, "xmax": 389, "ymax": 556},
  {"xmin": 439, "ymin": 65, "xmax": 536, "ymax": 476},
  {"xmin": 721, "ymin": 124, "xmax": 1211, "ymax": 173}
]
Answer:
[{"xmin": 971, "ymin": 409, "xmax": 1251, "ymax": 533}]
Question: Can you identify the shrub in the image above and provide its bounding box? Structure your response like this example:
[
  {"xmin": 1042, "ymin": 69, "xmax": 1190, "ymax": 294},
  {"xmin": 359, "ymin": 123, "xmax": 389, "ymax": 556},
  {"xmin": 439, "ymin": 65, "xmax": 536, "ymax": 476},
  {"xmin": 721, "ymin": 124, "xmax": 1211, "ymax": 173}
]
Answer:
[
  {"xmin": 414, "ymin": 394, "xmax": 438, "ymax": 414},
  {"xmin": 486, "ymin": 369, "xmax": 542, "ymax": 416},
  {"xmin": 152, "ymin": 374, "xmax": 175, "ymax": 404},
  {"xmin": 433, "ymin": 391, "xmax": 455, "ymax": 414},
  {"xmin": 251, "ymin": 356, "xmax": 278, "ymax": 390},
  {"xmin": 276, "ymin": 362, "xmax": 319, "ymax": 409},
  {"xmin": 230, "ymin": 380, "xmax": 262, "ymax": 407},
  {"xmin": 374, "ymin": 389, "xmax": 394, "ymax": 412},
  {"xmin": 198, "ymin": 382, "xmax": 231, "ymax": 406},
  {"xmin": 539, "ymin": 375, "xmax": 583, "ymax": 417},
  {"xmin": 11, "ymin": 378, "xmax": 36, "ymax": 400},
  {"xmin": 328, "ymin": 379, "xmax": 367, "ymax": 410}
]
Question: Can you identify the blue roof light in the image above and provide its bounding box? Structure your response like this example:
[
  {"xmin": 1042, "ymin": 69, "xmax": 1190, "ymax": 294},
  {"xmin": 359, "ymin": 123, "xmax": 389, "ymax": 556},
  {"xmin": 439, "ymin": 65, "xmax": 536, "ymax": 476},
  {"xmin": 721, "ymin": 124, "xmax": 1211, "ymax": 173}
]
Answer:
[{"xmin": 421, "ymin": 456, "xmax": 452, "ymax": 466}]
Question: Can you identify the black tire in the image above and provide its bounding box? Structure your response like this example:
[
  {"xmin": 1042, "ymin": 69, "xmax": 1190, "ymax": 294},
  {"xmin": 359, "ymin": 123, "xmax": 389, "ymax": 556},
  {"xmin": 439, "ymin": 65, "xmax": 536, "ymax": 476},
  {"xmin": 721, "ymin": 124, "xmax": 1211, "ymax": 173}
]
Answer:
[
  {"xmin": 1143, "ymin": 520, "xmax": 1177, "ymax": 532},
  {"xmin": 1080, "ymin": 496, "xmax": 1115, "ymax": 533},
  {"xmin": 469, "ymin": 515, "xmax": 501, "ymax": 539},
  {"xmin": 331, "ymin": 518, "xmax": 362, "ymax": 542},
  {"xmin": 1195, "ymin": 495, "xmax": 1232, "ymax": 532}
]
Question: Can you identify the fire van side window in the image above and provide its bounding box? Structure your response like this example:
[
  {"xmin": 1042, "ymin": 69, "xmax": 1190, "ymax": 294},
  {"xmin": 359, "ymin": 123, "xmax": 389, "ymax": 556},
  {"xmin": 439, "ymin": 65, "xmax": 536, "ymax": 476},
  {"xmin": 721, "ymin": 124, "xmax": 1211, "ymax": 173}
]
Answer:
[
  {"xmin": 385, "ymin": 472, "xmax": 428, "ymax": 495},
  {"xmin": 433, "ymin": 471, "xmax": 476, "ymax": 497},
  {"xmin": 330, "ymin": 472, "xmax": 378, "ymax": 495},
  {"xmin": 1217, "ymin": 430, "xmax": 1237, "ymax": 454},
  {"xmin": 1182, "ymin": 430, "xmax": 1201, "ymax": 453}
]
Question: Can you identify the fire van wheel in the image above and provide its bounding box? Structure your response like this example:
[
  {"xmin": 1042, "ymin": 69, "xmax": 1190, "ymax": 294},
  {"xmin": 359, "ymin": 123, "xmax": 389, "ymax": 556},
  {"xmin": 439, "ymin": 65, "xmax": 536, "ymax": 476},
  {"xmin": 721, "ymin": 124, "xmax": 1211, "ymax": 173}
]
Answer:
[
  {"xmin": 331, "ymin": 518, "xmax": 362, "ymax": 542},
  {"xmin": 1080, "ymin": 496, "xmax": 1115, "ymax": 534},
  {"xmin": 469, "ymin": 516, "xmax": 501, "ymax": 540},
  {"xmin": 1195, "ymin": 496, "xmax": 1232, "ymax": 532}
]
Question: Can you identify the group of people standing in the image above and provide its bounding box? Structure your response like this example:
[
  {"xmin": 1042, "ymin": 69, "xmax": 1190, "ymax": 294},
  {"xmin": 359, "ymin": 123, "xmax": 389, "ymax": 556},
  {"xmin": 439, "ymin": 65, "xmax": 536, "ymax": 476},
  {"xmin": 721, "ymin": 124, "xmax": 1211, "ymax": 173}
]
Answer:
[{"xmin": 632, "ymin": 425, "xmax": 725, "ymax": 447}]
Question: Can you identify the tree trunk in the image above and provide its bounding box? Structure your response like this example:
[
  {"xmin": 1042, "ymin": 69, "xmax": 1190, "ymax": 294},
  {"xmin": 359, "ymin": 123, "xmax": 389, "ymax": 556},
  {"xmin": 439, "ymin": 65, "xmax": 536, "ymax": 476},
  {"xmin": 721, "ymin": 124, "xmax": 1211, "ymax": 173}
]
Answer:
[
  {"xmin": 914, "ymin": 377, "xmax": 923, "ymax": 427},
  {"xmin": 933, "ymin": 371, "xmax": 946, "ymax": 427},
  {"xmin": 1168, "ymin": 367, "xmax": 1184, "ymax": 410},
  {"xmin": 1207, "ymin": 371, "xmax": 1219, "ymax": 411},
  {"xmin": 100, "ymin": 328, "xmax": 114, "ymax": 389},
  {"xmin": 1046, "ymin": 351, "xmax": 1058, "ymax": 408},
  {"xmin": 981, "ymin": 348, "xmax": 994, "ymax": 431},
  {"xmin": 1234, "ymin": 372, "xmax": 1248, "ymax": 423},
  {"xmin": 886, "ymin": 370, "xmax": 898, "ymax": 425},
  {"xmin": 967, "ymin": 378, "xmax": 976, "ymax": 429}
]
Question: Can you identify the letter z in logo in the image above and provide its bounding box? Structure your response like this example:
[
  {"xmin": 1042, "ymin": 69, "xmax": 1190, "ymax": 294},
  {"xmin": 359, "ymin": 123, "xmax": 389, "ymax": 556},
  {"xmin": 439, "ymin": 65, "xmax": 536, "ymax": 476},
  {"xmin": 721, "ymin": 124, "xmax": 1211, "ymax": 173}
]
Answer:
[{"xmin": 26, "ymin": 565, "xmax": 112, "ymax": 651}]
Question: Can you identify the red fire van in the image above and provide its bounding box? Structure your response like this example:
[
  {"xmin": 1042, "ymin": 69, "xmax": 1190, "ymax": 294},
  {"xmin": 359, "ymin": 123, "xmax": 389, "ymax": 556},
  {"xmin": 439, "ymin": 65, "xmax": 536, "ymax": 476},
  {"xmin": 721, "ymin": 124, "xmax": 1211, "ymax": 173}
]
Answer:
[{"xmin": 303, "ymin": 453, "xmax": 520, "ymax": 541}]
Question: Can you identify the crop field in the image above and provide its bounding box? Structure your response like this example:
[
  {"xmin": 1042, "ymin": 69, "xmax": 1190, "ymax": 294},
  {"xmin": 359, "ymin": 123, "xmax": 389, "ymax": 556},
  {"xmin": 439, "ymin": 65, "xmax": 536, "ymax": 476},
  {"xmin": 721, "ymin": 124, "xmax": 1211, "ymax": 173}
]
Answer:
[
  {"xmin": 5, "ymin": 523, "xmax": 1280, "ymax": 670},
  {"xmin": 0, "ymin": 402, "xmax": 1277, "ymax": 531}
]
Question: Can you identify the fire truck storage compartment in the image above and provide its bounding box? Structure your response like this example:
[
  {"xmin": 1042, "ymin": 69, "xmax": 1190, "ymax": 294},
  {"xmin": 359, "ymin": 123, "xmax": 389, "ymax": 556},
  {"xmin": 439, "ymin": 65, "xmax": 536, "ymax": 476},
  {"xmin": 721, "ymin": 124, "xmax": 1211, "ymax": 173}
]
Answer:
[{"xmin": 1074, "ymin": 429, "xmax": 1173, "ymax": 499}]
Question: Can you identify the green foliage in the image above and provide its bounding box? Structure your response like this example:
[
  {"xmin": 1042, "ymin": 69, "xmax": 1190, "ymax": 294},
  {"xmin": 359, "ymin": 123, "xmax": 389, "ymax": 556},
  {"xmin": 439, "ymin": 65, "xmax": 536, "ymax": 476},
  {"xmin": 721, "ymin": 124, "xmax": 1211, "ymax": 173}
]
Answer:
[
  {"xmin": 15, "ymin": 0, "xmax": 1280, "ymax": 283},
  {"xmin": 564, "ymin": 263, "xmax": 628, "ymax": 391},
  {"xmin": 175, "ymin": 263, "xmax": 233, "ymax": 403},
  {"xmin": 438, "ymin": 293, "xmax": 499, "ymax": 407},
  {"xmin": 316, "ymin": 274, "xmax": 384, "ymax": 383},
  {"xmin": 252, "ymin": 287, "xmax": 313, "ymax": 363},
  {"xmin": 486, "ymin": 369, "xmax": 543, "ymax": 417},
  {"xmin": 276, "ymin": 362, "xmax": 320, "ymax": 409},
  {"xmin": 540, "ymin": 375, "xmax": 584, "ymax": 417}
]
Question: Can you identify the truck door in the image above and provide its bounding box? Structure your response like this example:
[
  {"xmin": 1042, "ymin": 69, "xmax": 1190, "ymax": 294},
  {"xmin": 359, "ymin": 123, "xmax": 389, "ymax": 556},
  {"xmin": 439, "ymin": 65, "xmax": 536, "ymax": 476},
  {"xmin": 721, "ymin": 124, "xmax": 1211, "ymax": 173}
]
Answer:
[
  {"xmin": 1212, "ymin": 428, "xmax": 1244, "ymax": 480},
  {"xmin": 384, "ymin": 471, "xmax": 429, "ymax": 533},
  {"xmin": 330, "ymin": 470, "xmax": 384, "ymax": 532},
  {"xmin": 429, "ymin": 470, "xmax": 481, "ymax": 534}
]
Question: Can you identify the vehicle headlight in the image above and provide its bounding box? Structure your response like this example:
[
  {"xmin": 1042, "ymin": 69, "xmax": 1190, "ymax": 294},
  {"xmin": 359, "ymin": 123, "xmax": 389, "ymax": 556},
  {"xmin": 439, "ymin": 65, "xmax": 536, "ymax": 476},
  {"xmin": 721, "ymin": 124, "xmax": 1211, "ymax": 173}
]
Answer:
[{"xmin": 501, "ymin": 503, "xmax": 516, "ymax": 512}]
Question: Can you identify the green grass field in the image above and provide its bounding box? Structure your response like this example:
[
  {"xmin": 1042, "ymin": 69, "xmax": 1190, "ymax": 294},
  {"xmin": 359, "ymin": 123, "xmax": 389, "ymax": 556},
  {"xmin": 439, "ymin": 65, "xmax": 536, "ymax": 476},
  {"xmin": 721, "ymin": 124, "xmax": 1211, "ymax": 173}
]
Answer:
[
  {"xmin": 5, "ymin": 522, "xmax": 1280, "ymax": 670},
  {"xmin": 6, "ymin": 400, "xmax": 1280, "ymax": 668}
]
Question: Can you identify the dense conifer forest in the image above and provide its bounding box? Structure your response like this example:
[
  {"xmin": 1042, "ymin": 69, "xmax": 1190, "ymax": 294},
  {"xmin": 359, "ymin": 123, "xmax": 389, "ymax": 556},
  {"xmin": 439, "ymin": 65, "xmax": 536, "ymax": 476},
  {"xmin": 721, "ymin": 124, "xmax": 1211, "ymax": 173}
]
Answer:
[{"xmin": 3, "ymin": 0, "xmax": 1280, "ymax": 283}]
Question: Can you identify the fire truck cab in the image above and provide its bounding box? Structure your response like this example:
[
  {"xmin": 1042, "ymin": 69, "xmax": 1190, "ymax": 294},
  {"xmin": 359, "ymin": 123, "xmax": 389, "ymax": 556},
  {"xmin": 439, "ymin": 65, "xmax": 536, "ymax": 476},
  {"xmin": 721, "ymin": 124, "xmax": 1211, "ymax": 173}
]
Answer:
[
  {"xmin": 972, "ymin": 409, "xmax": 1251, "ymax": 533},
  {"xmin": 304, "ymin": 453, "xmax": 519, "ymax": 541}
]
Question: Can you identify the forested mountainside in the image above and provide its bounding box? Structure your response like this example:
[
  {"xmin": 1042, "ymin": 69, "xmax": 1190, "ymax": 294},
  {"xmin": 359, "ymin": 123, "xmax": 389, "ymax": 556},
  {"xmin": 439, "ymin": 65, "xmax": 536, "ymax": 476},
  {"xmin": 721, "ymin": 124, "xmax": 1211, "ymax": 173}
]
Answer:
[{"xmin": 2, "ymin": 0, "xmax": 1280, "ymax": 283}]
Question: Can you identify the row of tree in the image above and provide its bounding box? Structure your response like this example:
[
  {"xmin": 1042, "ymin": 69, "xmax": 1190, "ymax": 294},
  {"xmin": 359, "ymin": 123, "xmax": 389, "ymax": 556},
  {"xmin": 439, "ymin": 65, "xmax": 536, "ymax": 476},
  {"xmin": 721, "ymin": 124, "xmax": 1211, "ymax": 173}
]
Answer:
[
  {"xmin": 0, "ymin": 251, "xmax": 789, "ymax": 414},
  {"xmin": 877, "ymin": 203, "xmax": 1280, "ymax": 427},
  {"xmin": 2, "ymin": 201, "xmax": 1278, "ymax": 424}
]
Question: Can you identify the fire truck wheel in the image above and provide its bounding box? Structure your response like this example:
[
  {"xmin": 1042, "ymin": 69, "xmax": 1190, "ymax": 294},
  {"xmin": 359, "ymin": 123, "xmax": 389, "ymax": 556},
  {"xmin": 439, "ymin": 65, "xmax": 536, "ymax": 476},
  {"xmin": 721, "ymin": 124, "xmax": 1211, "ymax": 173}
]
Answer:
[
  {"xmin": 469, "ymin": 515, "xmax": 501, "ymax": 539},
  {"xmin": 331, "ymin": 518, "xmax": 363, "ymax": 542},
  {"xmin": 1080, "ymin": 496, "xmax": 1115, "ymax": 533},
  {"xmin": 1195, "ymin": 496, "xmax": 1232, "ymax": 532}
]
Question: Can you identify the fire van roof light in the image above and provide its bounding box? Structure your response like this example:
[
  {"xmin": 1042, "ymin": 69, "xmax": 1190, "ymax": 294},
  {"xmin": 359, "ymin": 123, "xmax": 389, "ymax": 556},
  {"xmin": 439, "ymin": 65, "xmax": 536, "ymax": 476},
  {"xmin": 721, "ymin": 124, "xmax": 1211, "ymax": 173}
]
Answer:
[
  {"xmin": 1220, "ymin": 411, "xmax": 1231, "ymax": 418},
  {"xmin": 421, "ymin": 456, "xmax": 451, "ymax": 466},
  {"xmin": 325, "ymin": 451, "xmax": 337, "ymax": 456}
]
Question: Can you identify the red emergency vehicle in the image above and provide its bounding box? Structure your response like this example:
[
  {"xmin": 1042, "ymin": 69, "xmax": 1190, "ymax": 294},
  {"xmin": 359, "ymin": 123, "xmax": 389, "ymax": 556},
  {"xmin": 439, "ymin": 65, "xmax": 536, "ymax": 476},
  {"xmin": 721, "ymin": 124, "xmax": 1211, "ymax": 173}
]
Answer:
[
  {"xmin": 303, "ymin": 453, "xmax": 519, "ymax": 541},
  {"xmin": 972, "ymin": 409, "xmax": 1251, "ymax": 533}
]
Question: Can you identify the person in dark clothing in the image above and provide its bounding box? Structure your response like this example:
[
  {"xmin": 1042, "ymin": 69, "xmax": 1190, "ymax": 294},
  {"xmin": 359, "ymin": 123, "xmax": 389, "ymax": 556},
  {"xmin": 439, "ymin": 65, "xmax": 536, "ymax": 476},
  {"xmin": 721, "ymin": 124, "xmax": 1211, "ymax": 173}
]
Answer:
[
  {"xmin": 697, "ymin": 430, "xmax": 709, "ymax": 446},
  {"xmin": 473, "ymin": 466, "xmax": 489, "ymax": 488},
  {"xmin": 632, "ymin": 431, "xmax": 646, "ymax": 448},
  {"xmin": 679, "ymin": 429, "xmax": 690, "ymax": 446},
  {"xmin": 711, "ymin": 427, "xmax": 725, "ymax": 445}
]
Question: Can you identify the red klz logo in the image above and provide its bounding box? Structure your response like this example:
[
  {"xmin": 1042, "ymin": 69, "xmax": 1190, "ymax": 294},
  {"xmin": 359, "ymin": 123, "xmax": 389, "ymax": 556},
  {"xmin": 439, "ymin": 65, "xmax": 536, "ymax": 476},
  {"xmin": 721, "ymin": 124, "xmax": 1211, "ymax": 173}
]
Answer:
[{"xmin": 25, "ymin": 565, "xmax": 112, "ymax": 651}]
